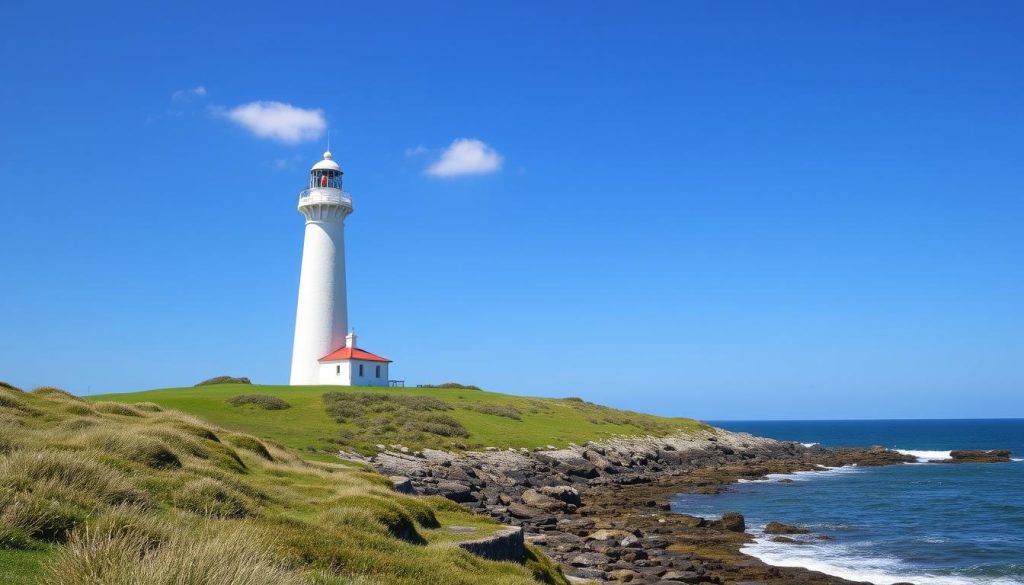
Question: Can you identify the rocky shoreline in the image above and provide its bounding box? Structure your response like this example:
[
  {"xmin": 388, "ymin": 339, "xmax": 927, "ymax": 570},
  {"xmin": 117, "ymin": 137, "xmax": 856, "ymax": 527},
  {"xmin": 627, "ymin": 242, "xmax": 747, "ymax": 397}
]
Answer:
[{"xmin": 358, "ymin": 430, "xmax": 1007, "ymax": 585}]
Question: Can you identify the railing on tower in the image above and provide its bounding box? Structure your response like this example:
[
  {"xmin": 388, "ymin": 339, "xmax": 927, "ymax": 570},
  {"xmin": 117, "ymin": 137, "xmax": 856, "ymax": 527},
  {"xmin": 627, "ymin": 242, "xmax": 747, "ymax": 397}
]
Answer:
[{"xmin": 298, "ymin": 188, "xmax": 352, "ymax": 208}]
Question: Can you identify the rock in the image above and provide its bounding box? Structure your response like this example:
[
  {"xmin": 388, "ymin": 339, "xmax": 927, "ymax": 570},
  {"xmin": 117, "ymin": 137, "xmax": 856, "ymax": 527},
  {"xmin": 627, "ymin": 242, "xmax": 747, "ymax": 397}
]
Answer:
[
  {"xmin": 569, "ymin": 552, "xmax": 610, "ymax": 567},
  {"xmin": 537, "ymin": 485, "xmax": 583, "ymax": 506},
  {"xmin": 390, "ymin": 476, "xmax": 415, "ymax": 494},
  {"xmin": 764, "ymin": 521, "xmax": 811, "ymax": 535},
  {"xmin": 660, "ymin": 570, "xmax": 703, "ymax": 582},
  {"xmin": 507, "ymin": 503, "xmax": 544, "ymax": 519},
  {"xmin": 946, "ymin": 449, "xmax": 1012, "ymax": 463},
  {"xmin": 770, "ymin": 536, "xmax": 807, "ymax": 545},
  {"xmin": 586, "ymin": 529, "xmax": 633, "ymax": 541},
  {"xmin": 522, "ymin": 488, "xmax": 570, "ymax": 511},
  {"xmin": 716, "ymin": 512, "xmax": 745, "ymax": 532},
  {"xmin": 435, "ymin": 480, "xmax": 474, "ymax": 502}
]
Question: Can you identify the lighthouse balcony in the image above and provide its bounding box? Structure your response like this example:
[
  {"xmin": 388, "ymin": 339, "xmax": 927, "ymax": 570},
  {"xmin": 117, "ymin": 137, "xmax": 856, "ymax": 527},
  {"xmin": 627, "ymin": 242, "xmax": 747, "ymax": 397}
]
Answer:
[{"xmin": 298, "ymin": 187, "xmax": 353, "ymax": 209}]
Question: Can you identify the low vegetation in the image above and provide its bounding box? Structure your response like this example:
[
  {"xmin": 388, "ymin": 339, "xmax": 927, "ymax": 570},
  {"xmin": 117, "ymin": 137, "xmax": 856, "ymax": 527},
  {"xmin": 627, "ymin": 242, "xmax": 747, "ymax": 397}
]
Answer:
[
  {"xmin": 0, "ymin": 383, "xmax": 567, "ymax": 585},
  {"xmin": 226, "ymin": 394, "xmax": 291, "ymax": 410},
  {"xmin": 197, "ymin": 376, "xmax": 252, "ymax": 386},
  {"xmin": 91, "ymin": 384, "xmax": 710, "ymax": 456}
]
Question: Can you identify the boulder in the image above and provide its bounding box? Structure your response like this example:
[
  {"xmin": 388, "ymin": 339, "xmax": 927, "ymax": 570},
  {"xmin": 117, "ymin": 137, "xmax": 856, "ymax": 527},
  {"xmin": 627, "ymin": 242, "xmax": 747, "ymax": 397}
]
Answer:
[
  {"xmin": 435, "ymin": 480, "xmax": 474, "ymax": 502},
  {"xmin": 716, "ymin": 512, "xmax": 745, "ymax": 532},
  {"xmin": 537, "ymin": 485, "xmax": 583, "ymax": 506},
  {"xmin": 569, "ymin": 552, "xmax": 610, "ymax": 567},
  {"xmin": 586, "ymin": 529, "xmax": 633, "ymax": 541},
  {"xmin": 764, "ymin": 521, "xmax": 810, "ymax": 535},
  {"xmin": 521, "ymin": 489, "xmax": 569, "ymax": 511}
]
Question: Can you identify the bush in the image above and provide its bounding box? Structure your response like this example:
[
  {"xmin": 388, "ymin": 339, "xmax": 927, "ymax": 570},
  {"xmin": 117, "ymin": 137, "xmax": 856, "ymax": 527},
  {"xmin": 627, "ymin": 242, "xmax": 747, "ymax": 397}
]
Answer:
[
  {"xmin": 133, "ymin": 401, "xmax": 163, "ymax": 412},
  {"xmin": 464, "ymin": 403, "xmax": 522, "ymax": 420},
  {"xmin": 408, "ymin": 413, "xmax": 469, "ymax": 438},
  {"xmin": 196, "ymin": 376, "xmax": 252, "ymax": 386},
  {"xmin": 226, "ymin": 394, "xmax": 290, "ymax": 410},
  {"xmin": 174, "ymin": 477, "xmax": 251, "ymax": 518},
  {"xmin": 423, "ymin": 382, "xmax": 481, "ymax": 390}
]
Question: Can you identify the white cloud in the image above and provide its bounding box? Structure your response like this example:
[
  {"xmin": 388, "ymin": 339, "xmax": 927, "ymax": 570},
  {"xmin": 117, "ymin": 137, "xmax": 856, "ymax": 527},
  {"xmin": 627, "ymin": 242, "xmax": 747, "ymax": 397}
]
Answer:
[
  {"xmin": 172, "ymin": 86, "xmax": 207, "ymax": 101},
  {"xmin": 221, "ymin": 101, "xmax": 326, "ymax": 144},
  {"xmin": 425, "ymin": 138, "xmax": 503, "ymax": 177}
]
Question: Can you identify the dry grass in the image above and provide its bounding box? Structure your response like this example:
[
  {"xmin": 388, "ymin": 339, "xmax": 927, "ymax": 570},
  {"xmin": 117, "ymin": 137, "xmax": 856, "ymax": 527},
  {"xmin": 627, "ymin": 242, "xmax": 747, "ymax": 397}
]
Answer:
[{"xmin": 0, "ymin": 385, "xmax": 568, "ymax": 585}]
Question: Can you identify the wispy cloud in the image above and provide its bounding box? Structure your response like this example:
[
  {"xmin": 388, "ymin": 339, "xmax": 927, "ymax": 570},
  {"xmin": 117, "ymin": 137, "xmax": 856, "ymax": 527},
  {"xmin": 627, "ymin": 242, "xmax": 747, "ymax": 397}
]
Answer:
[
  {"xmin": 172, "ymin": 86, "xmax": 207, "ymax": 101},
  {"xmin": 425, "ymin": 138, "xmax": 503, "ymax": 177},
  {"xmin": 218, "ymin": 101, "xmax": 326, "ymax": 144}
]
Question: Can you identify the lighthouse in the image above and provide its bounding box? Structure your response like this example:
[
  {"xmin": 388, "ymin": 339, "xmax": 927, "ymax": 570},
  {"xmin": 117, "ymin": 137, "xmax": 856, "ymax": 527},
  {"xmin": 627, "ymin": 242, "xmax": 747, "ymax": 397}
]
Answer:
[{"xmin": 289, "ymin": 151, "xmax": 392, "ymax": 386}]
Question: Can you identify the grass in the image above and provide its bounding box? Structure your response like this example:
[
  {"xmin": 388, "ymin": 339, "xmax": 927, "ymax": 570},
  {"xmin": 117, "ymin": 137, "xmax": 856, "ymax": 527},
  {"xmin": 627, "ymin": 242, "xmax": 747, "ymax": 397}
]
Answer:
[
  {"xmin": 90, "ymin": 384, "xmax": 709, "ymax": 455},
  {"xmin": 0, "ymin": 384, "xmax": 568, "ymax": 585}
]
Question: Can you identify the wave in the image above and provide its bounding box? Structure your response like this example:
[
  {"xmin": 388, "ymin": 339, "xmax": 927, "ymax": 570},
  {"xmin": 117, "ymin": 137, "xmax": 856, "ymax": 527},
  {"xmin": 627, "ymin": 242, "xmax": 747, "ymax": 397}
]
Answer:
[
  {"xmin": 742, "ymin": 532, "xmax": 1023, "ymax": 585},
  {"xmin": 895, "ymin": 449, "xmax": 952, "ymax": 462},
  {"xmin": 735, "ymin": 465, "xmax": 860, "ymax": 484},
  {"xmin": 802, "ymin": 442, "xmax": 819, "ymax": 447}
]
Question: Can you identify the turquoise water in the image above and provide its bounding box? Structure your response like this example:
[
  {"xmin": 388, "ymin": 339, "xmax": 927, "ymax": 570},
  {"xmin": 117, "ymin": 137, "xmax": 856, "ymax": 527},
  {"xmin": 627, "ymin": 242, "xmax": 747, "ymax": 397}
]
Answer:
[{"xmin": 671, "ymin": 420, "xmax": 1024, "ymax": 585}]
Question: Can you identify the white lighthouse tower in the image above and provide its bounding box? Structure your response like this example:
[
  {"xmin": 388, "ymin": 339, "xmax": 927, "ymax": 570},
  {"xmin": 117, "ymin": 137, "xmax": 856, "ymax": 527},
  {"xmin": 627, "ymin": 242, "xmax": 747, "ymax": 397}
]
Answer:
[
  {"xmin": 290, "ymin": 151, "xmax": 393, "ymax": 386},
  {"xmin": 289, "ymin": 151, "xmax": 353, "ymax": 385}
]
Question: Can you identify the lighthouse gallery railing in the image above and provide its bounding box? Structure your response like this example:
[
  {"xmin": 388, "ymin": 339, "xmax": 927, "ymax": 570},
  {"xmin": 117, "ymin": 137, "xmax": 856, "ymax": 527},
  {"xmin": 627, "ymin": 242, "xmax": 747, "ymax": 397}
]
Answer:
[{"xmin": 298, "ymin": 188, "xmax": 352, "ymax": 208}]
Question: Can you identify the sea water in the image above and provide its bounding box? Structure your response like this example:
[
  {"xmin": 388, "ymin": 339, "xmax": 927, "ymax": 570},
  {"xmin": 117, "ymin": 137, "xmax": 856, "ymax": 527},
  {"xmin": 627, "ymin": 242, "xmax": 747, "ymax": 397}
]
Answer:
[{"xmin": 671, "ymin": 419, "xmax": 1024, "ymax": 585}]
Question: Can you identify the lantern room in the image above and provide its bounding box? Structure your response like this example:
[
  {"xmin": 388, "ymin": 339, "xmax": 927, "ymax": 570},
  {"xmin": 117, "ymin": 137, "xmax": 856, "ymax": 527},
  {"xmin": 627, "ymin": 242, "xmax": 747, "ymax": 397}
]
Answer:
[{"xmin": 310, "ymin": 151, "xmax": 343, "ymax": 190}]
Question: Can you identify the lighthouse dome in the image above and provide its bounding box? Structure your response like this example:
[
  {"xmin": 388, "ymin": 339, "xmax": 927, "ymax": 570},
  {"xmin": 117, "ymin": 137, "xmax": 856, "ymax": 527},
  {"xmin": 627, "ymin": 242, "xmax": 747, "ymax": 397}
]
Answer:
[{"xmin": 311, "ymin": 151, "xmax": 342, "ymax": 173}]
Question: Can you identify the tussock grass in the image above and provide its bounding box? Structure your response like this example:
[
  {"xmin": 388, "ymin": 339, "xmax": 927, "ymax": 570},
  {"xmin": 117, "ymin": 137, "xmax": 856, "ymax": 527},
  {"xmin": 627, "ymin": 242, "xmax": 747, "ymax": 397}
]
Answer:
[
  {"xmin": 226, "ymin": 394, "xmax": 290, "ymax": 410},
  {"xmin": 0, "ymin": 386, "xmax": 568, "ymax": 585},
  {"xmin": 92, "ymin": 401, "xmax": 143, "ymax": 417},
  {"xmin": 133, "ymin": 401, "xmax": 163, "ymax": 412},
  {"xmin": 225, "ymin": 434, "xmax": 273, "ymax": 461},
  {"xmin": 30, "ymin": 387, "xmax": 82, "ymax": 402}
]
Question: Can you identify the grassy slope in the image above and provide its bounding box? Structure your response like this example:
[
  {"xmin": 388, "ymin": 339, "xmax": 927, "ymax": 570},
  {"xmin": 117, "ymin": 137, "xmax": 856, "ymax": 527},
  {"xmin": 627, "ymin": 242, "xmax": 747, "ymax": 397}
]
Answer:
[
  {"xmin": 90, "ymin": 384, "xmax": 709, "ymax": 456},
  {"xmin": 0, "ymin": 384, "xmax": 567, "ymax": 585}
]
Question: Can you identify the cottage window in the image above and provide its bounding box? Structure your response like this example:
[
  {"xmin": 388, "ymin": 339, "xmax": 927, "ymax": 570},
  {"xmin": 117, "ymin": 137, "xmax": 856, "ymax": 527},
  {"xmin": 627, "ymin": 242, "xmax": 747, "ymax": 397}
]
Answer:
[
  {"xmin": 375, "ymin": 365, "xmax": 381, "ymax": 378},
  {"xmin": 359, "ymin": 364, "xmax": 364, "ymax": 376},
  {"xmin": 336, "ymin": 365, "xmax": 341, "ymax": 375}
]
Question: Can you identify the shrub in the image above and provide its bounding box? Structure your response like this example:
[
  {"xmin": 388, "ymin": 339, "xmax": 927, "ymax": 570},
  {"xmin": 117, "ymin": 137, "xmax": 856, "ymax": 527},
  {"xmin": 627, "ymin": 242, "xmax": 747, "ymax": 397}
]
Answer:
[
  {"xmin": 408, "ymin": 413, "xmax": 469, "ymax": 438},
  {"xmin": 424, "ymin": 382, "xmax": 481, "ymax": 390},
  {"xmin": 464, "ymin": 403, "xmax": 522, "ymax": 420},
  {"xmin": 225, "ymin": 434, "xmax": 273, "ymax": 461},
  {"xmin": 226, "ymin": 394, "xmax": 291, "ymax": 410},
  {"xmin": 0, "ymin": 381, "xmax": 23, "ymax": 392},
  {"xmin": 174, "ymin": 477, "xmax": 251, "ymax": 518},
  {"xmin": 196, "ymin": 376, "xmax": 252, "ymax": 386}
]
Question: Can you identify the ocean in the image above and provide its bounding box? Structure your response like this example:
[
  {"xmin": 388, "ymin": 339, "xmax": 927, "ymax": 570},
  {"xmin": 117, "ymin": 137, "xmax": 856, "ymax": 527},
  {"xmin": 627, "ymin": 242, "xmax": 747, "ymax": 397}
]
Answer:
[{"xmin": 671, "ymin": 419, "xmax": 1024, "ymax": 585}]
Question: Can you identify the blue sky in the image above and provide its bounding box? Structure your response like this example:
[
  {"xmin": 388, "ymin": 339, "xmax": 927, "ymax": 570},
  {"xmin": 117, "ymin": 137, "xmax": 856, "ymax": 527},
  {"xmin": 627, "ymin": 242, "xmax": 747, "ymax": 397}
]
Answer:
[{"xmin": 1, "ymin": 1, "xmax": 1022, "ymax": 419}]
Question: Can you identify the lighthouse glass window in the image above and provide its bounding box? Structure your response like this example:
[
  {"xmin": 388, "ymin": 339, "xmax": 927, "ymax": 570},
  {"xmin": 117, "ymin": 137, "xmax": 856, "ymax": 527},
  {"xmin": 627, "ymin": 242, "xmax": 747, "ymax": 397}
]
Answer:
[{"xmin": 311, "ymin": 170, "xmax": 342, "ymax": 190}]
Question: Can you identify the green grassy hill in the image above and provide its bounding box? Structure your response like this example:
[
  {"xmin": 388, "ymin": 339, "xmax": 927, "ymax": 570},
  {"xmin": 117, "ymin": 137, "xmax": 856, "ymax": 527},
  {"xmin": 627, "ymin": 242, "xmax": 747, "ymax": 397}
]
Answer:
[
  {"xmin": 0, "ymin": 383, "xmax": 566, "ymax": 585},
  {"xmin": 90, "ymin": 384, "xmax": 709, "ymax": 457}
]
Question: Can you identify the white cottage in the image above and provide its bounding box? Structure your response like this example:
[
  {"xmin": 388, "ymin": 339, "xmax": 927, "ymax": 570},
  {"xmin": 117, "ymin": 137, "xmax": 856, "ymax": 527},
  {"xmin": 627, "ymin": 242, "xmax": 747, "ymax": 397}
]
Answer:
[{"xmin": 318, "ymin": 333, "xmax": 392, "ymax": 387}]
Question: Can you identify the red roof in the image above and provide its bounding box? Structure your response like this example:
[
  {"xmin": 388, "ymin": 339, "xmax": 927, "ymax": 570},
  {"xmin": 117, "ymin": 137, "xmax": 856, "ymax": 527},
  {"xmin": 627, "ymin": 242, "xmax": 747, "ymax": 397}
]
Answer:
[{"xmin": 319, "ymin": 346, "xmax": 392, "ymax": 363}]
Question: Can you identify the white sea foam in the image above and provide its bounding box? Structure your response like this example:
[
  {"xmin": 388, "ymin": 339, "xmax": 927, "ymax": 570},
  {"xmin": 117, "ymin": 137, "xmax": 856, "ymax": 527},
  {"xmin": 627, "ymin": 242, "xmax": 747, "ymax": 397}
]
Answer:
[
  {"xmin": 743, "ymin": 531, "xmax": 1024, "ymax": 585},
  {"xmin": 736, "ymin": 465, "xmax": 860, "ymax": 484},
  {"xmin": 895, "ymin": 449, "xmax": 952, "ymax": 463},
  {"xmin": 802, "ymin": 442, "xmax": 819, "ymax": 447}
]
